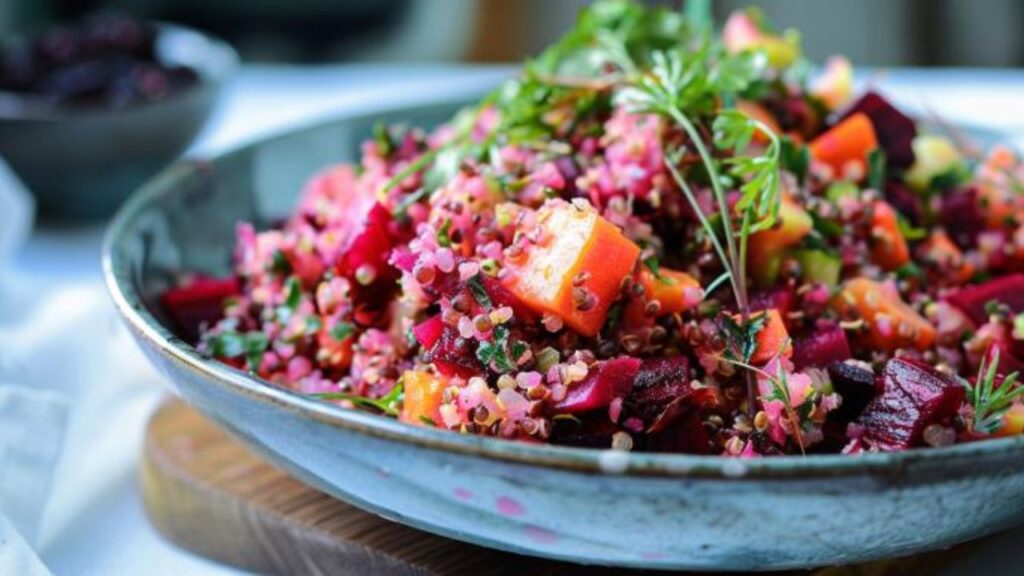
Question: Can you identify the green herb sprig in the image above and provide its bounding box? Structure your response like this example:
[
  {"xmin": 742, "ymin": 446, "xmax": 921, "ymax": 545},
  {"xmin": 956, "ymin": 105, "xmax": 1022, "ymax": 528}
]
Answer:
[
  {"xmin": 314, "ymin": 380, "xmax": 405, "ymax": 417},
  {"xmin": 965, "ymin": 347, "xmax": 1023, "ymax": 435}
]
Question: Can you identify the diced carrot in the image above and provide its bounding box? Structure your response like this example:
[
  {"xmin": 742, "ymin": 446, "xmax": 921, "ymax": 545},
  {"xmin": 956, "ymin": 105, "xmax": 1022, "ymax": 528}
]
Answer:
[
  {"xmin": 918, "ymin": 230, "xmax": 973, "ymax": 284},
  {"xmin": 809, "ymin": 112, "xmax": 878, "ymax": 178},
  {"xmin": 736, "ymin": 101, "xmax": 781, "ymax": 144},
  {"xmin": 740, "ymin": 308, "xmax": 792, "ymax": 365},
  {"xmin": 747, "ymin": 198, "xmax": 813, "ymax": 286},
  {"xmin": 400, "ymin": 370, "xmax": 446, "ymax": 426},
  {"xmin": 869, "ymin": 200, "xmax": 910, "ymax": 271},
  {"xmin": 502, "ymin": 201, "xmax": 641, "ymax": 337},
  {"xmin": 640, "ymin": 267, "xmax": 704, "ymax": 316},
  {"xmin": 977, "ymin": 146, "xmax": 1024, "ymax": 229},
  {"xmin": 834, "ymin": 278, "xmax": 936, "ymax": 352},
  {"xmin": 996, "ymin": 403, "xmax": 1024, "ymax": 437}
]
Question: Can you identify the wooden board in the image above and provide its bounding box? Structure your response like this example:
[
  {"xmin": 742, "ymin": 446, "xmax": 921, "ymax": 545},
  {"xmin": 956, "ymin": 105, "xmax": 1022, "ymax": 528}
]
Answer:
[{"xmin": 141, "ymin": 399, "xmax": 963, "ymax": 576}]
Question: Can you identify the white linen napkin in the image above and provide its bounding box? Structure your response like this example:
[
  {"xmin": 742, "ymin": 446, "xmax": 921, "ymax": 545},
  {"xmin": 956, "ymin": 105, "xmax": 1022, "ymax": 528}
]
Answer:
[{"xmin": 0, "ymin": 155, "xmax": 61, "ymax": 576}]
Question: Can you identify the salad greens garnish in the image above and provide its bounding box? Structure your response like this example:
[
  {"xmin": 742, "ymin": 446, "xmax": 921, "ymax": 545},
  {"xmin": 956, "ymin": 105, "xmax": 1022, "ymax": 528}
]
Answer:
[{"xmin": 965, "ymin": 347, "xmax": 1023, "ymax": 435}]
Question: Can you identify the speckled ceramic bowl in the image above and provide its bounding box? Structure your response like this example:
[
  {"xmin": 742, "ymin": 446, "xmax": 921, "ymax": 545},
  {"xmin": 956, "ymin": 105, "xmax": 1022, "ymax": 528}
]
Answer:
[{"xmin": 103, "ymin": 93, "xmax": 1024, "ymax": 571}]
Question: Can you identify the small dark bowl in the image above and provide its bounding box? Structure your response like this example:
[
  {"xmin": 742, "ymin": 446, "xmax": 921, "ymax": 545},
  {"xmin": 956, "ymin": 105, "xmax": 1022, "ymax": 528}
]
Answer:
[{"xmin": 0, "ymin": 23, "xmax": 237, "ymax": 221}]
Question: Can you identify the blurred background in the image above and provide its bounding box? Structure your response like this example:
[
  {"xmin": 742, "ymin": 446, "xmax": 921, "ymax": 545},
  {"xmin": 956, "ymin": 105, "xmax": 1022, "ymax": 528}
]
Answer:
[{"xmin": 2, "ymin": 0, "xmax": 1023, "ymax": 67}]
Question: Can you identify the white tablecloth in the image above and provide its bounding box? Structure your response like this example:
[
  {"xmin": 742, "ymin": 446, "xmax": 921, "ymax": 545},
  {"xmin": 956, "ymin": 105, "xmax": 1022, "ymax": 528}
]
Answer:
[{"xmin": 6, "ymin": 65, "xmax": 1024, "ymax": 575}]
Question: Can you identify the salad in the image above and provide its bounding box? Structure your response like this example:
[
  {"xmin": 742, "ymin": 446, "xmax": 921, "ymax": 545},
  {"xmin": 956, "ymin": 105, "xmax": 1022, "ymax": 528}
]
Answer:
[{"xmin": 163, "ymin": 2, "xmax": 1024, "ymax": 456}]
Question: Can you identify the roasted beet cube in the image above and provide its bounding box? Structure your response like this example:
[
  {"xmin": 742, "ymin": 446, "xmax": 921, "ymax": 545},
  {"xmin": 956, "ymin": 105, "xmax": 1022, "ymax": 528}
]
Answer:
[
  {"xmin": 839, "ymin": 91, "xmax": 916, "ymax": 169},
  {"xmin": 425, "ymin": 325, "xmax": 482, "ymax": 378},
  {"xmin": 412, "ymin": 315, "xmax": 444, "ymax": 350},
  {"xmin": 550, "ymin": 412, "xmax": 618, "ymax": 448},
  {"xmin": 939, "ymin": 187, "xmax": 984, "ymax": 249},
  {"xmin": 625, "ymin": 357, "xmax": 692, "ymax": 424},
  {"xmin": 793, "ymin": 324, "xmax": 852, "ymax": 370},
  {"xmin": 748, "ymin": 286, "xmax": 796, "ymax": 317},
  {"xmin": 160, "ymin": 275, "xmax": 240, "ymax": 343},
  {"xmin": 338, "ymin": 202, "xmax": 396, "ymax": 283},
  {"xmin": 858, "ymin": 358, "xmax": 965, "ymax": 450},
  {"xmin": 645, "ymin": 408, "xmax": 711, "ymax": 454},
  {"xmin": 884, "ymin": 181, "xmax": 923, "ymax": 225},
  {"xmin": 826, "ymin": 361, "xmax": 877, "ymax": 422},
  {"xmin": 944, "ymin": 274, "xmax": 1024, "ymax": 326},
  {"xmin": 554, "ymin": 357, "xmax": 641, "ymax": 413}
]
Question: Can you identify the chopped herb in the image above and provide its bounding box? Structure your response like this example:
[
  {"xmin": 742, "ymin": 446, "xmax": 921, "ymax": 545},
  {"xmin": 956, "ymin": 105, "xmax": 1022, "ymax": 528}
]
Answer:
[
  {"xmin": 419, "ymin": 415, "xmax": 437, "ymax": 426},
  {"xmin": 780, "ymin": 136, "xmax": 810, "ymax": 185},
  {"xmin": 270, "ymin": 250, "xmax": 291, "ymax": 275},
  {"xmin": 984, "ymin": 299, "xmax": 1002, "ymax": 317},
  {"xmin": 897, "ymin": 215, "xmax": 927, "ymax": 241},
  {"xmin": 330, "ymin": 321, "xmax": 356, "ymax": 342},
  {"xmin": 642, "ymin": 255, "xmax": 669, "ymax": 284},
  {"xmin": 284, "ymin": 276, "xmax": 302, "ymax": 310},
  {"xmin": 467, "ymin": 274, "xmax": 493, "ymax": 309},
  {"xmin": 868, "ymin": 148, "xmax": 887, "ymax": 190},
  {"xmin": 436, "ymin": 218, "xmax": 453, "ymax": 248},
  {"xmin": 720, "ymin": 312, "xmax": 767, "ymax": 364},
  {"xmin": 206, "ymin": 330, "xmax": 270, "ymax": 372},
  {"xmin": 477, "ymin": 325, "xmax": 516, "ymax": 373},
  {"xmin": 372, "ymin": 121, "xmax": 395, "ymax": 157}
]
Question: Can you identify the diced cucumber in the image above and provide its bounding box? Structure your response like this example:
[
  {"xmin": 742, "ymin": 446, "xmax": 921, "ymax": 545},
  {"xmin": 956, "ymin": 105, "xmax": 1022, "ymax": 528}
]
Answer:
[
  {"xmin": 825, "ymin": 180, "xmax": 859, "ymax": 204},
  {"xmin": 792, "ymin": 248, "xmax": 842, "ymax": 287}
]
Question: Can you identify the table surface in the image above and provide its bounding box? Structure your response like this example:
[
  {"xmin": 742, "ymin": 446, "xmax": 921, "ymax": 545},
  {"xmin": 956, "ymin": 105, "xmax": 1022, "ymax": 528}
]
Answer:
[{"xmin": 13, "ymin": 64, "xmax": 1024, "ymax": 576}]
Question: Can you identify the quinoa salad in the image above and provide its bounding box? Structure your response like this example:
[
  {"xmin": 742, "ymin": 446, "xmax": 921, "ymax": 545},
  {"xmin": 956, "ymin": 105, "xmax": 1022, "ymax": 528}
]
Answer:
[{"xmin": 162, "ymin": 2, "xmax": 1024, "ymax": 456}]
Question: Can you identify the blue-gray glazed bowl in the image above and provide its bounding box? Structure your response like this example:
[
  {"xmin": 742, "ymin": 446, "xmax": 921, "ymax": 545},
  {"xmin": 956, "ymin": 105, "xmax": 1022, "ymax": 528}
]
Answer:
[
  {"xmin": 0, "ymin": 23, "xmax": 237, "ymax": 221},
  {"xmin": 103, "ymin": 92, "xmax": 1024, "ymax": 571}
]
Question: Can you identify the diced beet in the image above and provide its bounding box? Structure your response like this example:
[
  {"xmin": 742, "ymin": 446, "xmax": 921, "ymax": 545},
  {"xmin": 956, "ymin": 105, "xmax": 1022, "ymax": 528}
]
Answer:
[
  {"xmin": 390, "ymin": 247, "xmax": 417, "ymax": 273},
  {"xmin": 944, "ymin": 274, "xmax": 1024, "ymax": 326},
  {"xmin": 425, "ymin": 325, "xmax": 482, "ymax": 378},
  {"xmin": 625, "ymin": 357, "xmax": 691, "ymax": 424},
  {"xmin": 749, "ymin": 286, "xmax": 795, "ymax": 316},
  {"xmin": 792, "ymin": 324, "xmax": 852, "ymax": 370},
  {"xmin": 338, "ymin": 203, "xmax": 397, "ymax": 284},
  {"xmin": 550, "ymin": 413, "xmax": 618, "ymax": 449},
  {"xmin": 839, "ymin": 91, "xmax": 916, "ymax": 169},
  {"xmin": 480, "ymin": 275, "xmax": 537, "ymax": 322},
  {"xmin": 884, "ymin": 181, "xmax": 923, "ymax": 225},
  {"xmin": 160, "ymin": 275, "xmax": 240, "ymax": 343},
  {"xmin": 939, "ymin": 187, "xmax": 984, "ymax": 249},
  {"xmin": 554, "ymin": 357, "xmax": 641, "ymax": 413},
  {"xmin": 826, "ymin": 361, "xmax": 877, "ymax": 422},
  {"xmin": 412, "ymin": 315, "xmax": 444, "ymax": 350},
  {"xmin": 554, "ymin": 155, "xmax": 581, "ymax": 198},
  {"xmin": 645, "ymin": 408, "xmax": 711, "ymax": 454},
  {"xmin": 858, "ymin": 358, "xmax": 965, "ymax": 450}
]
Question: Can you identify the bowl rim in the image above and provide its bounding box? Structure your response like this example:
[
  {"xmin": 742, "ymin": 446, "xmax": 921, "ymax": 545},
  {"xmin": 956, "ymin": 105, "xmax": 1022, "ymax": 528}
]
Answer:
[
  {"xmin": 103, "ymin": 90, "xmax": 1024, "ymax": 480},
  {"xmin": 0, "ymin": 21, "xmax": 239, "ymax": 122}
]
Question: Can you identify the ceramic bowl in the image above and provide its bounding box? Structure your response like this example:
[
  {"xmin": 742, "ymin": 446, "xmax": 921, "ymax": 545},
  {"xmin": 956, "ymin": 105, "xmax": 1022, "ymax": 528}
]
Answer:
[
  {"xmin": 103, "ymin": 93, "xmax": 1024, "ymax": 571},
  {"xmin": 0, "ymin": 23, "xmax": 237, "ymax": 221}
]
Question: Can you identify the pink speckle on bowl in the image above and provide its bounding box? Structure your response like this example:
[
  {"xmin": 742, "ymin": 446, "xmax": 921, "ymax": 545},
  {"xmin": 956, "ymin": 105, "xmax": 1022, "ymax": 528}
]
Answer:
[
  {"xmin": 523, "ymin": 524, "xmax": 558, "ymax": 544},
  {"xmin": 453, "ymin": 487, "xmax": 474, "ymax": 501},
  {"xmin": 496, "ymin": 496, "xmax": 524, "ymax": 516}
]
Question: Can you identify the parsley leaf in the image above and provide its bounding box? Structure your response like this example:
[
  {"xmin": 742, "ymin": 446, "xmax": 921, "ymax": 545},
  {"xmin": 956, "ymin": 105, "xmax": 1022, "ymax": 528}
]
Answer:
[
  {"xmin": 476, "ymin": 325, "xmax": 517, "ymax": 373},
  {"xmin": 467, "ymin": 275, "xmax": 493, "ymax": 309},
  {"xmin": 330, "ymin": 321, "xmax": 355, "ymax": 342}
]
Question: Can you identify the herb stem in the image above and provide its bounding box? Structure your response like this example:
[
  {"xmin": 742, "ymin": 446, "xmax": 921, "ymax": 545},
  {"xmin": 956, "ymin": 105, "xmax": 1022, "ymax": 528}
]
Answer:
[{"xmin": 666, "ymin": 106, "xmax": 748, "ymax": 314}]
